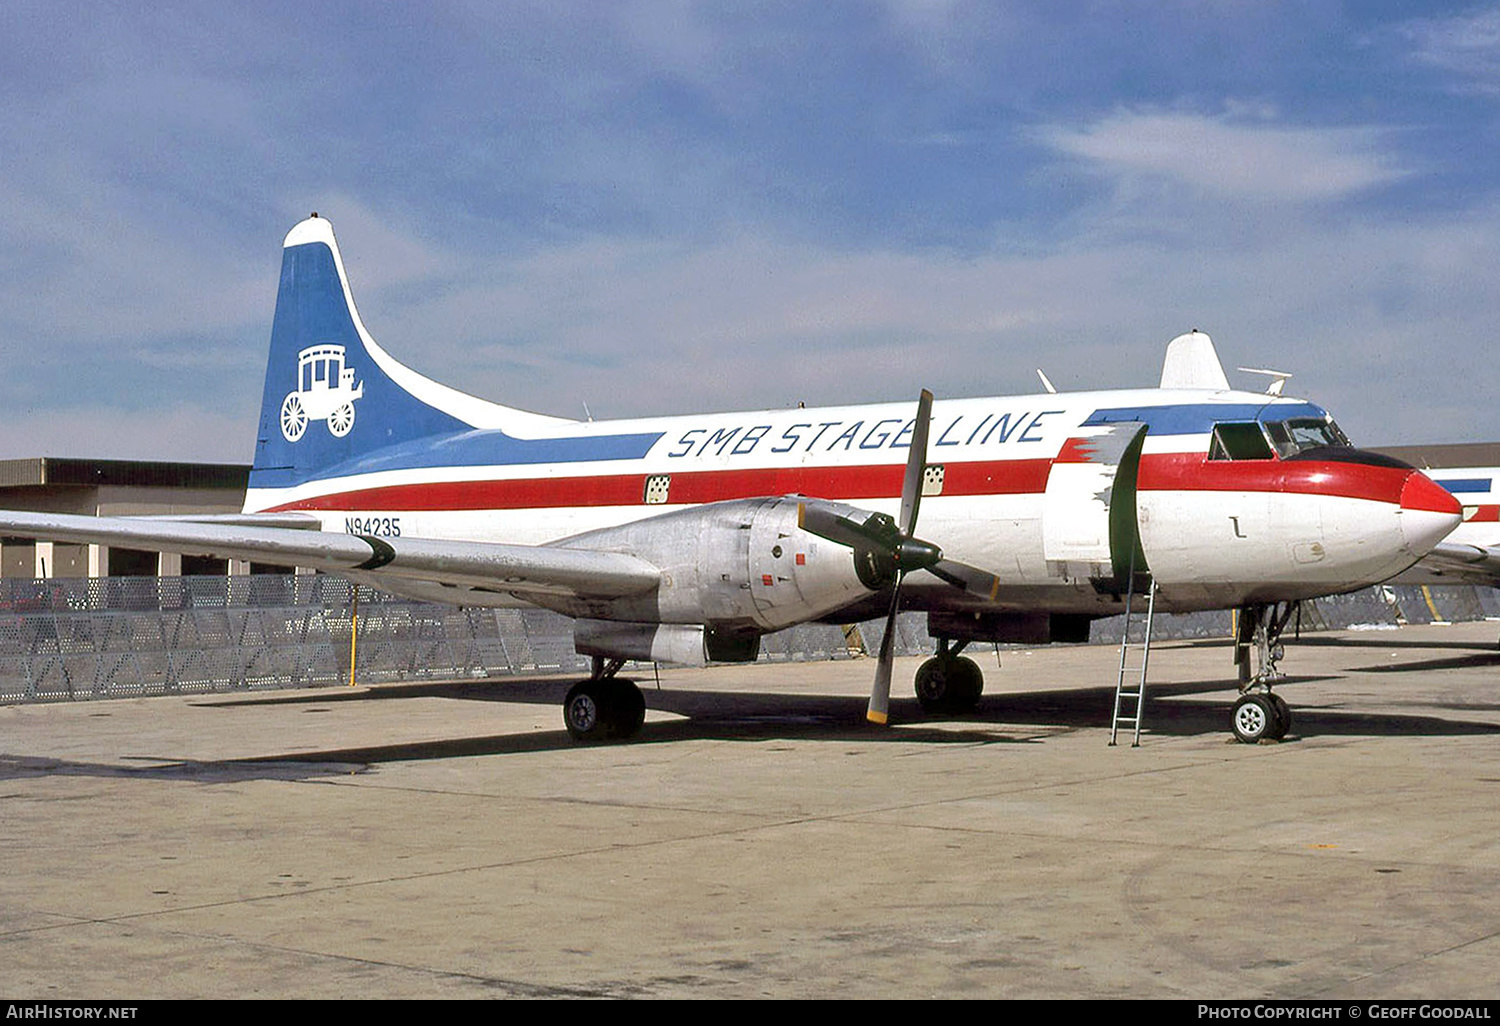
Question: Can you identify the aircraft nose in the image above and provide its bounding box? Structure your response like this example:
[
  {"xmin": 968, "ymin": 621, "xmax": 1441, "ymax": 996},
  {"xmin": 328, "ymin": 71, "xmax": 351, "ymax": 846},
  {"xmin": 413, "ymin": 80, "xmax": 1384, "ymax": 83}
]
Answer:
[{"xmin": 1398, "ymin": 469, "xmax": 1463, "ymax": 557}]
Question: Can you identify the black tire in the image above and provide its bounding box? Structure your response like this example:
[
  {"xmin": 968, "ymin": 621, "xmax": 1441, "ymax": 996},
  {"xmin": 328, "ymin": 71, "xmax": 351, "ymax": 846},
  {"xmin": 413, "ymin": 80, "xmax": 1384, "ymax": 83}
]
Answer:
[
  {"xmin": 1268, "ymin": 693, "xmax": 1291, "ymax": 740},
  {"xmin": 915, "ymin": 656, "xmax": 983, "ymax": 714},
  {"xmin": 607, "ymin": 679, "xmax": 646, "ymax": 740},
  {"xmin": 563, "ymin": 681, "xmax": 610, "ymax": 742},
  {"xmin": 945, "ymin": 656, "xmax": 983, "ymax": 712},
  {"xmin": 914, "ymin": 657, "xmax": 950, "ymax": 712},
  {"xmin": 1231, "ymin": 694, "xmax": 1275, "ymax": 744},
  {"xmin": 563, "ymin": 679, "xmax": 645, "ymax": 742}
]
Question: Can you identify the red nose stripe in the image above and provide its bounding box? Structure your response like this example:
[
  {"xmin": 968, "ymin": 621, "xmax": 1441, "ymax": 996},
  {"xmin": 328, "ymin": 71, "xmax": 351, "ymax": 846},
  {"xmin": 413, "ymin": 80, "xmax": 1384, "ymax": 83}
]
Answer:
[{"xmin": 1401, "ymin": 472, "xmax": 1464, "ymax": 515}]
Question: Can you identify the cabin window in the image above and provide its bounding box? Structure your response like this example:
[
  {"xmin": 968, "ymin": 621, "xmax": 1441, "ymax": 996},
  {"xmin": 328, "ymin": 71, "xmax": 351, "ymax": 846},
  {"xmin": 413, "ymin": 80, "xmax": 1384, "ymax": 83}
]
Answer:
[{"xmin": 1208, "ymin": 422, "xmax": 1275, "ymax": 461}]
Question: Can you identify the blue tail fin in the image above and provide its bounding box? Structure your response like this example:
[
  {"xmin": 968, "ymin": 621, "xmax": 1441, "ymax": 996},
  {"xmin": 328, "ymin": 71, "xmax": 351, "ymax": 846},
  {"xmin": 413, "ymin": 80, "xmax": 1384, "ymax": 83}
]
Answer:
[
  {"xmin": 250, "ymin": 215, "xmax": 475, "ymax": 491},
  {"xmin": 247, "ymin": 216, "xmax": 648, "ymax": 511}
]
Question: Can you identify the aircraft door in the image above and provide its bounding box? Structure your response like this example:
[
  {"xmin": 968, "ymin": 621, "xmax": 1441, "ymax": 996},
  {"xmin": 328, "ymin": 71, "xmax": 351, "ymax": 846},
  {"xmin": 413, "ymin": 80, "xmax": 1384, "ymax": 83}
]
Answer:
[{"xmin": 1042, "ymin": 421, "xmax": 1149, "ymax": 589}]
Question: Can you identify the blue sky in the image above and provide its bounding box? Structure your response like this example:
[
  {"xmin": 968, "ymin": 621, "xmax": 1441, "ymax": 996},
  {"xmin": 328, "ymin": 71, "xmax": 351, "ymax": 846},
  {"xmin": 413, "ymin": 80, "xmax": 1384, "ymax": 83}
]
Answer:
[{"xmin": 3, "ymin": 1, "xmax": 1500, "ymax": 460}]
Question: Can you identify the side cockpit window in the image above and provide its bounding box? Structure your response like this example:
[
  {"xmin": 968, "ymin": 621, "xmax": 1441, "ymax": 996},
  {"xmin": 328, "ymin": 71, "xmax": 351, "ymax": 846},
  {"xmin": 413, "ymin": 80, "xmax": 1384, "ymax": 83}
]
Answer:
[{"xmin": 1208, "ymin": 422, "xmax": 1275, "ymax": 461}]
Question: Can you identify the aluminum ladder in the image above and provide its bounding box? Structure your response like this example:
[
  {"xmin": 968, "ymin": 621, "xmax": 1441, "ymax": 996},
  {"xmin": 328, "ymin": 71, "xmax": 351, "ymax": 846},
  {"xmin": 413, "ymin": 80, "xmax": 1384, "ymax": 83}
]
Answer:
[{"xmin": 1110, "ymin": 575, "xmax": 1157, "ymax": 747}]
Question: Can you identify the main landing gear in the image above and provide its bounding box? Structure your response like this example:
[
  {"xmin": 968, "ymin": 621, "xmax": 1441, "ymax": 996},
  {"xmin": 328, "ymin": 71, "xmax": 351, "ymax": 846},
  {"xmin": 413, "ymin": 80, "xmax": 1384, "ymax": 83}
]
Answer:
[
  {"xmin": 913, "ymin": 639, "xmax": 984, "ymax": 714},
  {"xmin": 1230, "ymin": 602, "xmax": 1298, "ymax": 743},
  {"xmin": 563, "ymin": 656, "xmax": 647, "ymax": 742}
]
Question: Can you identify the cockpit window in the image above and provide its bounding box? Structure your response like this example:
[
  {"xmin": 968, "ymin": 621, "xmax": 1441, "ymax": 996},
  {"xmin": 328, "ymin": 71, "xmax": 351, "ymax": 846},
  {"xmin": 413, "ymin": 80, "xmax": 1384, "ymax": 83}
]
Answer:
[
  {"xmin": 1263, "ymin": 417, "xmax": 1351, "ymax": 458},
  {"xmin": 1208, "ymin": 422, "xmax": 1275, "ymax": 461}
]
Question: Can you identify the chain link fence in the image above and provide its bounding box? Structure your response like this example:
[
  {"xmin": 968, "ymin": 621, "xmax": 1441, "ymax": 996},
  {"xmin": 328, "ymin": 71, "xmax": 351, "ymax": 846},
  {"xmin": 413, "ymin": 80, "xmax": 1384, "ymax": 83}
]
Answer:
[{"xmin": 0, "ymin": 575, "xmax": 1493, "ymax": 703}]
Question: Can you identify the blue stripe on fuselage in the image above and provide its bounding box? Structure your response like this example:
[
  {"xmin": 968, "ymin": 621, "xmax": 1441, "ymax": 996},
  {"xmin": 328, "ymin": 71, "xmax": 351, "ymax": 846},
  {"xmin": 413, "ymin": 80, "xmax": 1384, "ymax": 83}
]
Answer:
[
  {"xmin": 312, "ymin": 426, "xmax": 666, "ymax": 481},
  {"xmin": 1083, "ymin": 401, "xmax": 1327, "ymax": 435}
]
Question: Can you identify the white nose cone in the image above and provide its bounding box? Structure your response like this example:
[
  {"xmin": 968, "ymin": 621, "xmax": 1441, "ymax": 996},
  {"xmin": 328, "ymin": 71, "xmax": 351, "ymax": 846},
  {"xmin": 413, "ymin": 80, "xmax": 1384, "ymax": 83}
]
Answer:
[{"xmin": 1160, "ymin": 331, "xmax": 1231, "ymax": 391}]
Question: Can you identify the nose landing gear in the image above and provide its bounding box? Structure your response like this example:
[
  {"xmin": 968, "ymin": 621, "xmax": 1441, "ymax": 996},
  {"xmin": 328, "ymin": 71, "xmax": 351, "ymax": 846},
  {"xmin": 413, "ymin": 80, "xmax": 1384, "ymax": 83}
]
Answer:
[{"xmin": 1231, "ymin": 602, "xmax": 1298, "ymax": 742}]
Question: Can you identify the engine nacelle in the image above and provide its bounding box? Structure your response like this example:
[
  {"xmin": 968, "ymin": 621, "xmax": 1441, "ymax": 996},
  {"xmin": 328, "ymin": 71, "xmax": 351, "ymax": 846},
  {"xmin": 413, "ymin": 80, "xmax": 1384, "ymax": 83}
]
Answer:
[
  {"xmin": 536, "ymin": 497, "xmax": 882, "ymax": 634},
  {"xmin": 574, "ymin": 619, "xmax": 762, "ymax": 666}
]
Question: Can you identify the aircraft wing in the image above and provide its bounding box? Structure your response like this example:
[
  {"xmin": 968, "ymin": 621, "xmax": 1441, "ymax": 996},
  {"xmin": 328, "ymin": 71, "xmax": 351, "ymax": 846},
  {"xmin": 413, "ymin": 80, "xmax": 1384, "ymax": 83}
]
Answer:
[
  {"xmin": 0, "ymin": 510, "xmax": 661, "ymax": 600},
  {"xmin": 1402, "ymin": 541, "xmax": 1500, "ymax": 586}
]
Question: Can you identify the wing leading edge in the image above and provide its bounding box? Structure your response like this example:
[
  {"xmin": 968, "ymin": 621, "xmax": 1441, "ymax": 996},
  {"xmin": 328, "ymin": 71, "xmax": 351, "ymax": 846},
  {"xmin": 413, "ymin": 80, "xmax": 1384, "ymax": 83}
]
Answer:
[{"xmin": 0, "ymin": 511, "xmax": 661, "ymax": 600}]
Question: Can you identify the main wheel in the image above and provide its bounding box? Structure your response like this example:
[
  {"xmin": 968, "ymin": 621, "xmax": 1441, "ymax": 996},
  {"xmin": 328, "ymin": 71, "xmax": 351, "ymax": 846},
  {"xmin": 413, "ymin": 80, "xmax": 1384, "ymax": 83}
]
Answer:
[
  {"xmin": 563, "ymin": 681, "xmax": 610, "ymax": 742},
  {"xmin": 915, "ymin": 656, "xmax": 984, "ymax": 714},
  {"xmin": 915, "ymin": 657, "xmax": 950, "ymax": 712},
  {"xmin": 1231, "ymin": 694, "xmax": 1275, "ymax": 744},
  {"xmin": 945, "ymin": 656, "xmax": 983, "ymax": 712},
  {"xmin": 563, "ymin": 679, "xmax": 646, "ymax": 742},
  {"xmin": 280, "ymin": 394, "xmax": 307, "ymax": 442},
  {"xmin": 606, "ymin": 679, "xmax": 646, "ymax": 739}
]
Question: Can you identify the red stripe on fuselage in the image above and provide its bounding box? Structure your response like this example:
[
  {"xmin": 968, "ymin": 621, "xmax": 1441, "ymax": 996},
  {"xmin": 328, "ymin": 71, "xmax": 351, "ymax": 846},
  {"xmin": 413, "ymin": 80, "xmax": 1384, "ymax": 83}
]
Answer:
[
  {"xmin": 1136, "ymin": 452, "xmax": 1412, "ymax": 506},
  {"xmin": 264, "ymin": 451, "xmax": 1416, "ymax": 513},
  {"xmin": 265, "ymin": 459, "xmax": 1056, "ymax": 512}
]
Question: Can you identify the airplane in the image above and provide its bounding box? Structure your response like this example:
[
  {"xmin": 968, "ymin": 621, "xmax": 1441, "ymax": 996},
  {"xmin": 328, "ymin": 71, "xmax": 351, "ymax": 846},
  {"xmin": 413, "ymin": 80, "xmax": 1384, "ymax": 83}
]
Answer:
[
  {"xmin": 0, "ymin": 214, "xmax": 1464, "ymax": 745},
  {"xmin": 1379, "ymin": 463, "xmax": 1500, "ymax": 588}
]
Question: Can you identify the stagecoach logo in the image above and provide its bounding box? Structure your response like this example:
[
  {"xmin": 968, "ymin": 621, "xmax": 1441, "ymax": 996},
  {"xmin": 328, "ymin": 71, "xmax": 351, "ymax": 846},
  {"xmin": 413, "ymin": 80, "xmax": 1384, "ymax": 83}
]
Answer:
[{"xmin": 280, "ymin": 343, "xmax": 366, "ymax": 442}]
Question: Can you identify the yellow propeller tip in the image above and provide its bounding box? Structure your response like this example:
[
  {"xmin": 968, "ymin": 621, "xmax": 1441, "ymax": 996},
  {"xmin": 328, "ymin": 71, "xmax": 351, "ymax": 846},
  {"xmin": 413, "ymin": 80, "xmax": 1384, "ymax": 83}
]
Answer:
[{"xmin": 866, "ymin": 710, "xmax": 889, "ymax": 725}]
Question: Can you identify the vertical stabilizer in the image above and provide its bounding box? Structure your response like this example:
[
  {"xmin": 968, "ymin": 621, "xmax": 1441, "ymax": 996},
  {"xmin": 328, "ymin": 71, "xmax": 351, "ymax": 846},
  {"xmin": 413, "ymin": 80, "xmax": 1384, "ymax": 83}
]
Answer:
[
  {"xmin": 1159, "ymin": 330, "xmax": 1231, "ymax": 391},
  {"xmin": 249, "ymin": 215, "xmax": 573, "ymax": 493}
]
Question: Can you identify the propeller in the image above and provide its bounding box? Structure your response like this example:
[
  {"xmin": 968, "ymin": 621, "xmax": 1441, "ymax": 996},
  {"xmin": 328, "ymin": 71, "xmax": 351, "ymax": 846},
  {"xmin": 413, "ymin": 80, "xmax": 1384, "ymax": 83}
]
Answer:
[
  {"xmin": 865, "ymin": 389, "xmax": 936, "ymax": 724},
  {"xmin": 798, "ymin": 390, "xmax": 998, "ymax": 724}
]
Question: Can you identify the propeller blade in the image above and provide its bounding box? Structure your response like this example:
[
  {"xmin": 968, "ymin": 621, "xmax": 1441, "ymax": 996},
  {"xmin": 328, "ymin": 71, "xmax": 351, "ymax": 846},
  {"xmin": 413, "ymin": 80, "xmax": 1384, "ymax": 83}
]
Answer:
[
  {"xmin": 798, "ymin": 500, "xmax": 900, "ymax": 552},
  {"xmin": 898, "ymin": 389, "xmax": 934, "ymax": 536},
  {"xmin": 870, "ymin": 389, "xmax": 934, "ymax": 725},
  {"xmin": 867, "ymin": 581, "xmax": 901, "ymax": 724},
  {"xmin": 799, "ymin": 390, "xmax": 996, "ymax": 727}
]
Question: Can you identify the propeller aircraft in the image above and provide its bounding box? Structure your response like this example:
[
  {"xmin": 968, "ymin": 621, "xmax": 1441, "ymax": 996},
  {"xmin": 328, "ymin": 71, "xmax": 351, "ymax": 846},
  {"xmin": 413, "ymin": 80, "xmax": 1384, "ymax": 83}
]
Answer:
[{"xmin": 0, "ymin": 216, "xmax": 1464, "ymax": 744}]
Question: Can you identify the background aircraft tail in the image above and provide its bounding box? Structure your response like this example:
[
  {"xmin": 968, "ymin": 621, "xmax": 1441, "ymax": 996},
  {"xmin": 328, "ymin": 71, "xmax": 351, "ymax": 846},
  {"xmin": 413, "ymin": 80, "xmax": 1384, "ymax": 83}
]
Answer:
[{"xmin": 249, "ymin": 215, "xmax": 573, "ymax": 492}]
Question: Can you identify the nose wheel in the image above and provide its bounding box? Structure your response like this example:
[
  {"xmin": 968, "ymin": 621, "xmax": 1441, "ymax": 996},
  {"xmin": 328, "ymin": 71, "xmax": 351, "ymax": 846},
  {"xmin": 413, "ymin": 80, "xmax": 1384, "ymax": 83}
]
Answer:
[{"xmin": 1231, "ymin": 692, "xmax": 1291, "ymax": 743}]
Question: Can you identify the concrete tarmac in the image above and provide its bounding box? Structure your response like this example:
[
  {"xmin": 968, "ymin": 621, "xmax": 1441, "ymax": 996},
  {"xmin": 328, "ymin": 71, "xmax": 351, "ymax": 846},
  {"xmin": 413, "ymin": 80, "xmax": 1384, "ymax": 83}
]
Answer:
[{"xmin": 2, "ymin": 622, "xmax": 1499, "ymax": 999}]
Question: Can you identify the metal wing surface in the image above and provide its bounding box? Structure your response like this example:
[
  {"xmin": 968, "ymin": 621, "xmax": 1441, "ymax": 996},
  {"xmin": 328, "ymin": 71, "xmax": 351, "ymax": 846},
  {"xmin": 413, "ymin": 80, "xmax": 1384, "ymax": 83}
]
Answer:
[
  {"xmin": 0, "ymin": 510, "xmax": 661, "ymax": 600},
  {"xmin": 1403, "ymin": 541, "xmax": 1500, "ymax": 586}
]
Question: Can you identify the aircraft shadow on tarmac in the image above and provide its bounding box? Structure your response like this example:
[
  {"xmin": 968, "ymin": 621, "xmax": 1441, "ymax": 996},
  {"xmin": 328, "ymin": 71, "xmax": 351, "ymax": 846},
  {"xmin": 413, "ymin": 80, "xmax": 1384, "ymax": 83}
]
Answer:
[
  {"xmin": 11, "ymin": 667, "xmax": 1496, "ymax": 785},
  {"xmin": 1275, "ymin": 633, "xmax": 1500, "ymax": 679},
  {"xmin": 0, "ymin": 751, "xmax": 361, "ymax": 785},
  {"xmin": 180, "ymin": 664, "xmax": 1500, "ymax": 771},
  {"xmin": 1293, "ymin": 635, "xmax": 1500, "ymax": 651}
]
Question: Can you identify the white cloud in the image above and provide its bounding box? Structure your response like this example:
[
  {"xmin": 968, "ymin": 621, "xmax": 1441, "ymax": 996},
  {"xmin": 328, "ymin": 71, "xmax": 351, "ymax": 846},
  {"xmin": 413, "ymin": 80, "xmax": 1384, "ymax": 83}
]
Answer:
[
  {"xmin": 318, "ymin": 197, "xmax": 1500, "ymax": 452},
  {"xmin": 1401, "ymin": 5, "xmax": 1500, "ymax": 93},
  {"xmin": 1042, "ymin": 110, "xmax": 1407, "ymax": 202}
]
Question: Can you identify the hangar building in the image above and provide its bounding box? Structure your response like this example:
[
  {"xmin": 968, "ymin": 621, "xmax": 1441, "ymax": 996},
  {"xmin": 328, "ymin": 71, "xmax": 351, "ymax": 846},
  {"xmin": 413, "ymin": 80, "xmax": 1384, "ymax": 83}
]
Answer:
[{"xmin": 0, "ymin": 457, "xmax": 272, "ymax": 579}]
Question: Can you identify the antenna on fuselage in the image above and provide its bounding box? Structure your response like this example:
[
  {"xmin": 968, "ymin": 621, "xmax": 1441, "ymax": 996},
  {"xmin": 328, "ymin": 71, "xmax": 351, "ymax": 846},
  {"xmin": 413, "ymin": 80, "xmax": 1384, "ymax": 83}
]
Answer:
[
  {"xmin": 1237, "ymin": 367, "xmax": 1293, "ymax": 396},
  {"xmin": 582, "ymin": 401, "xmax": 595, "ymax": 423},
  {"xmin": 1037, "ymin": 369, "xmax": 1058, "ymax": 394}
]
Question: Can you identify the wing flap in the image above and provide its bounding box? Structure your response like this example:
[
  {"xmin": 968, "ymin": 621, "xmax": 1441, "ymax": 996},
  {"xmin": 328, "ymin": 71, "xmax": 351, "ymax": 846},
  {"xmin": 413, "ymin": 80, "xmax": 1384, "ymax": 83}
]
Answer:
[{"xmin": 0, "ymin": 510, "xmax": 660, "ymax": 600}]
